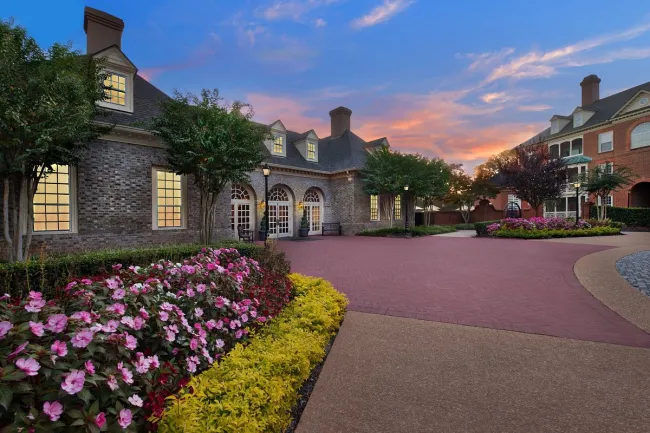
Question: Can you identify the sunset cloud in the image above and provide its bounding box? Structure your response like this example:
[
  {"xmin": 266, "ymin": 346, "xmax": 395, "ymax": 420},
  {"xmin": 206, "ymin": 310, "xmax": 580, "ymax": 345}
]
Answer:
[
  {"xmin": 351, "ymin": 0, "xmax": 415, "ymax": 29},
  {"xmin": 518, "ymin": 105, "xmax": 552, "ymax": 112}
]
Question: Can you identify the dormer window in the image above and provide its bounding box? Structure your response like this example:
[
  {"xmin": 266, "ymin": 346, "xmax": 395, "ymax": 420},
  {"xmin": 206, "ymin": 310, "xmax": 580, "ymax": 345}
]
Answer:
[
  {"xmin": 104, "ymin": 72, "xmax": 126, "ymax": 105},
  {"xmin": 273, "ymin": 136, "xmax": 284, "ymax": 154},
  {"xmin": 574, "ymin": 112, "xmax": 583, "ymax": 127},
  {"xmin": 307, "ymin": 142, "xmax": 317, "ymax": 160}
]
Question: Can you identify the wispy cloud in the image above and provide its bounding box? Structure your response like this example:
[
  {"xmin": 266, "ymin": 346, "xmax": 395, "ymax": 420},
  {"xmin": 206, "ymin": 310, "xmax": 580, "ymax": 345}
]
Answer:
[
  {"xmin": 465, "ymin": 22, "xmax": 650, "ymax": 83},
  {"xmin": 259, "ymin": 0, "xmax": 340, "ymax": 23},
  {"xmin": 480, "ymin": 92, "xmax": 508, "ymax": 104},
  {"xmin": 314, "ymin": 18, "xmax": 327, "ymax": 28},
  {"xmin": 518, "ymin": 105, "xmax": 552, "ymax": 112},
  {"xmin": 351, "ymin": 0, "xmax": 415, "ymax": 29}
]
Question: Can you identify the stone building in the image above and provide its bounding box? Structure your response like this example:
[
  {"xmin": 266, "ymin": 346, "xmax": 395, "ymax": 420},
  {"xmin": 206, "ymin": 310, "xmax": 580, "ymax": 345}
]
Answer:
[{"xmin": 2, "ymin": 7, "xmax": 394, "ymax": 257}]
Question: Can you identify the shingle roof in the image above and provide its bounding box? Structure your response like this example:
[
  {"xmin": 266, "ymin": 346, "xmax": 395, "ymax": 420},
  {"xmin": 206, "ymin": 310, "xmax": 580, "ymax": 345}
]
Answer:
[{"xmin": 102, "ymin": 74, "xmax": 169, "ymax": 127}]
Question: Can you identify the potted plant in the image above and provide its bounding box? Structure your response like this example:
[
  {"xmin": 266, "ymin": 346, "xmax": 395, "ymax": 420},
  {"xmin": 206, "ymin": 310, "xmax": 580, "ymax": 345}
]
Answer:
[
  {"xmin": 259, "ymin": 215, "xmax": 268, "ymax": 241},
  {"xmin": 299, "ymin": 209, "xmax": 310, "ymax": 237}
]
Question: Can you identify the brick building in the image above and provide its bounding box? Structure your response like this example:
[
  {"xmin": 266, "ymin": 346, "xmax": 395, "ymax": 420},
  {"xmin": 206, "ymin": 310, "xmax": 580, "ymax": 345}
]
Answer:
[
  {"xmin": 1, "ymin": 7, "xmax": 394, "ymax": 257},
  {"xmin": 491, "ymin": 74, "xmax": 650, "ymax": 218}
]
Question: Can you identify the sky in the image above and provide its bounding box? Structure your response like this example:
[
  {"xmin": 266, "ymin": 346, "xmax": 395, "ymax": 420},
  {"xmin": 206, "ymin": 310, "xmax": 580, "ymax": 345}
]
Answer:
[{"xmin": 4, "ymin": 0, "xmax": 650, "ymax": 172}]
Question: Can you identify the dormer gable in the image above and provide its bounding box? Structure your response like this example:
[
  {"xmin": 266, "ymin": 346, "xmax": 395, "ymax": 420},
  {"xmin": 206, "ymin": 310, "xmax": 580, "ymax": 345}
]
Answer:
[
  {"xmin": 571, "ymin": 107, "xmax": 595, "ymax": 128},
  {"xmin": 294, "ymin": 130, "xmax": 319, "ymax": 162},
  {"xmin": 550, "ymin": 115, "xmax": 571, "ymax": 134},
  {"xmin": 93, "ymin": 45, "xmax": 136, "ymax": 114},
  {"xmin": 613, "ymin": 90, "xmax": 650, "ymax": 117},
  {"xmin": 265, "ymin": 120, "xmax": 287, "ymax": 157}
]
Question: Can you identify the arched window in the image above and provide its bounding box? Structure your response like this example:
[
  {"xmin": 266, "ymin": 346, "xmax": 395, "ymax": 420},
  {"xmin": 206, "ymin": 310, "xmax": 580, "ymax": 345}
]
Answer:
[
  {"xmin": 231, "ymin": 184, "xmax": 251, "ymax": 200},
  {"xmin": 631, "ymin": 122, "xmax": 650, "ymax": 149},
  {"xmin": 269, "ymin": 187, "xmax": 289, "ymax": 202},
  {"xmin": 304, "ymin": 189, "xmax": 320, "ymax": 203},
  {"xmin": 231, "ymin": 184, "xmax": 254, "ymax": 232}
]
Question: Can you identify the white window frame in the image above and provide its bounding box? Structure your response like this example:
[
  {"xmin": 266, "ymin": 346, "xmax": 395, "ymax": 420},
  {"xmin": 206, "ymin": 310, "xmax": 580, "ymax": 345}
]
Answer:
[
  {"xmin": 152, "ymin": 168, "xmax": 187, "ymax": 230},
  {"xmin": 598, "ymin": 162, "xmax": 614, "ymax": 175},
  {"xmin": 32, "ymin": 165, "xmax": 78, "ymax": 235},
  {"xmin": 507, "ymin": 194, "xmax": 522, "ymax": 209},
  {"xmin": 97, "ymin": 69, "xmax": 134, "ymax": 114},
  {"xmin": 598, "ymin": 131, "xmax": 614, "ymax": 153},
  {"xmin": 370, "ymin": 195, "xmax": 380, "ymax": 221},
  {"xmin": 307, "ymin": 141, "xmax": 317, "ymax": 161},
  {"xmin": 630, "ymin": 122, "xmax": 650, "ymax": 149},
  {"xmin": 597, "ymin": 195, "xmax": 613, "ymax": 207},
  {"xmin": 272, "ymin": 135, "xmax": 284, "ymax": 155},
  {"xmin": 550, "ymin": 137, "xmax": 583, "ymax": 158}
]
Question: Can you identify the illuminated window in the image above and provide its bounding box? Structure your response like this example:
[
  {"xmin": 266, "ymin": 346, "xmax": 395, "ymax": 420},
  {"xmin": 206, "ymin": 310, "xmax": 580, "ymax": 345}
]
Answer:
[
  {"xmin": 370, "ymin": 195, "xmax": 379, "ymax": 221},
  {"xmin": 273, "ymin": 136, "xmax": 284, "ymax": 154},
  {"xmin": 104, "ymin": 72, "xmax": 126, "ymax": 105},
  {"xmin": 307, "ymin": 142, "xmax": 317, "ymax": 160},
  {"xmin": 394, "ymin": 195, "xmax": 402, "ymax": 220},
  {"xmin": 33, "ymin": 165, "xmax": 72, "ymax": 232},
  {"xmin": 153, "ymin": 169, "xmax": 185, "ymax": 229}
]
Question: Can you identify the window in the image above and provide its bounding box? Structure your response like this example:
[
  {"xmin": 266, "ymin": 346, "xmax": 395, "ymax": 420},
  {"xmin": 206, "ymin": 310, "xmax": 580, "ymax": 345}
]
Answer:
[
  {"xmin": 598, "ymin": 131, "xmax": 613, "ymax": 153},
  {"xmin": 153, "ymin": 169, "xmax": 185, "ymax": 229},
  {"xmin": 598, "ymin": 162, "xmax": 613, "ymax": 175},
  {"xmin": 370, "ymin": 195, "xmax": 379, "ymax": 221},
  {"xmin": 394, "ymin": 195, "xmax": 402, "ymax": 220},
  {"xmin": 104, "ymin": 72, "xmax": 126, "ymax": 105},
  {"xmin": 631, "ymin": 122, "xmax": 650, "ymax": 149},
  {"xmin": 571, "ymin": 138, "xmax": 583, "ymax": 155},
  {"xmin": 273, "ymin": 136, "xmax": 284, "ymax": 154},
  {"xmin": 33, "ymin": 165, "xmax": 73, "ymax": 232},
  {"xmin": 560, "ymin": 141, "xmax": 570, "ymax": 157},
  {"xmin": 307, "ymin": 142, "xmax": 316, "ymax": 160},
  {"xmin": 549, "ymin": 144, "xmax": 559, "ymax": 158},
  {"xmin": 508, "ymin": 194, "xmax": 522, "ymax": 208},
  {"xmin": 597, "ymin": 195, "xmax": 613, "ymax": 206},
  {"xmin": 573, "ymin": 112, "xmax": 583, "ymax": 127}
]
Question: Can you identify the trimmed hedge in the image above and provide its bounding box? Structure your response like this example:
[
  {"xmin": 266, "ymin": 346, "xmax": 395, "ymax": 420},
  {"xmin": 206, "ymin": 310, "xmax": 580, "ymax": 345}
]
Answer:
[
  {"xmin": 454, "ymin": 223, "xmax": 475, "ymax": 230},
  {"xmin": 493, "ymin": 226, "xmax": 621, "ymax": 239},
  {"xmin": 158, "ymin": 274, "xmax": 348, "ymax": 433},
  {"xmin": 590, "ymin": 206, "xmax": 650, "ymax": 227},
  {"xmin": 357, "ymin": 225, "xmax": 456, "ymax": 237},
  {"xmin": 0, "ymin": 241, "xmax": 290, "ymax": 296},
  {"xmin": 474, "ymin": 220, "xmax": 500, "ymax": 236}
]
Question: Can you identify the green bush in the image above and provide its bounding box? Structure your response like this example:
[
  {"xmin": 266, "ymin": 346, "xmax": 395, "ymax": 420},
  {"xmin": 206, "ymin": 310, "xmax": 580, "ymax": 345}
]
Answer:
[
  {"xmin": 357, "ymin": 225, "xmax": 456, "ymax": 237},
  {"xmin": 0, "ymin": 241, "xmax": 290, "ymax": 297},
  {"xmin": 493, "ymin": 226, "xmax": 621, "ymax": 239},
  {"xmin": 158, "ymin": 274, "xmax": 348, "ymax": 433},
  {"xmin": 590, "ymin": 206, "xmax": 650, "ymax": 227},
  {"xmin": 454, "ymin": 223, "xmax": 475, "ymax": 230},
  {"xmin": 474, "ymin": 220, "xmax": 500, "ymax": 236}
]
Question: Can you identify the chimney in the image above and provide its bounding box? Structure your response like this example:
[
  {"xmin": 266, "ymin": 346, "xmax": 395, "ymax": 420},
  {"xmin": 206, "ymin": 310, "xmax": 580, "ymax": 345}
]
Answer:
[
  {"xmin": 580, "ymin": 74, "xmax": 601, "ymax": 106},
  {"xmin": 329, "ymin": 106, "xmax": 352, "ymax": 137},
  {"xmin": 84, "ymin": 7, "xmax": 125, "ymax": 54}
]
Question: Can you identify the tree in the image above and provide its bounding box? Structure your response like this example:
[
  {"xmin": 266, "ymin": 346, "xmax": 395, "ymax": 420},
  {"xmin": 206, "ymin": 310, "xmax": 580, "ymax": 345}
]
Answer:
[
  {"xmin": 359, "ymin": 146, "xmax": 405, "ymax": 228},
  {"xmin": 474, "ymin": 148, "xmax": 516, "ymax": 180},
  {"xmin": 498, "ymin": 144, "xmax": 567, "ymax": 217},
  {"xmin": 149, "ymin": 89, "xmax": 269, "ymax": 244},
  {"xmin": 444, "ymin": 166, "xmax": 499, "ymax": 223},
  {"xmin": 0, "ymin": 19, "xmax": 110, "ymax": 262},
  {"xmin": 582, "ymin": 165, "xmax": 636, "ymax": 220}
]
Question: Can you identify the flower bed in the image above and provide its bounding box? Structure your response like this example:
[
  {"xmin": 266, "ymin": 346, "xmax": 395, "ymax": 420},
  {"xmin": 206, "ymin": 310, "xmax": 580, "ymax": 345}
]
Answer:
[
  {"xmin": 157, "ymin": 274, "xmax": 348, "ymax": 433},
  {"xmin": 485, "ymin": 217, "xmax": 622, "ymax": 239},
  {"xmin": 0, "ymin": 248, "xmax": 293, "ymax": 432},
  {"xmin": 357, "ymin": 225, "xmax": 456, "ymax": 237},
  {"xmin": 492, "ymin": 227, "xmax": 621, "ymax": 239}
]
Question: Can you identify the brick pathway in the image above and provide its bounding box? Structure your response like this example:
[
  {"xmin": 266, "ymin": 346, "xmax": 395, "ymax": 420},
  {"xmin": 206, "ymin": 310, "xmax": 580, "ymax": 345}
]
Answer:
[
  {"xmin": 616, "ymin": 250, "xmax": 650, "ymax": 297},
  {"xmin": 279, "ymin": 236, "xmax": 650, "ymax": 347}
]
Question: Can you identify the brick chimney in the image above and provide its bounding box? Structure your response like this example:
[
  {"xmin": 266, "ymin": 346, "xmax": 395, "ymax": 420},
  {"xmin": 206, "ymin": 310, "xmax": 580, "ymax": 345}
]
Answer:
[
  {"xmin": 580, "ymin": 74, "xmax": 601, "ymax": 107},
  {"xmin": 329, "ymin": 106, "xmax": 352, "ymax": 137},
  {"xmin": 84, "ymin": 6, "xmax": 124, "ymax": 54}
]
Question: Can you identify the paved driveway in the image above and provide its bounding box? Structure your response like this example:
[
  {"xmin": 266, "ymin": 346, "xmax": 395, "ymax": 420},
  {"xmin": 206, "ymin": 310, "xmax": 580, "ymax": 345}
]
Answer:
[{"xmin": 280, "ymin": 236, "xmax": 650, "ymax": 347}]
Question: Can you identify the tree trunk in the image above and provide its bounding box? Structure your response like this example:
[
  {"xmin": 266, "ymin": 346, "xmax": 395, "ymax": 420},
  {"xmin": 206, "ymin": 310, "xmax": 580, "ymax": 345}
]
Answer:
[{"xmin": 3, "ymin": 177, "xmax": 14, "ymax": 262}]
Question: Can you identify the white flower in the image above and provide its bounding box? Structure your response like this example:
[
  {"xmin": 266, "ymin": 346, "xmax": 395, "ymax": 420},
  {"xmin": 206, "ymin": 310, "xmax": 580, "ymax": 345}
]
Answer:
[{"xmin": 128, "ymin": 394, "xmax": 143, "ymax": 407}]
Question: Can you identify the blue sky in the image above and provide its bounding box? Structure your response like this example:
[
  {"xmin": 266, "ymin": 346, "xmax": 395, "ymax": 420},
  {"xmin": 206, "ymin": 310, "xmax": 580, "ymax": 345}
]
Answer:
[{"xmin": 4, "ymin": 0, "xmax": 650, "ymax": 171}]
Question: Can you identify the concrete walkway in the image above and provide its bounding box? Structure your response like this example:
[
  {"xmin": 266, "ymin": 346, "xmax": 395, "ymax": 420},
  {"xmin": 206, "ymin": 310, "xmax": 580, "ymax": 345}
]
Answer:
[
  {"xmin": 434, "ymin": 229, "xmax": 476, "ymax": 237},
  {"xmin": 297, "ymin": 312, "xmax": 650, "ymax": 433}
]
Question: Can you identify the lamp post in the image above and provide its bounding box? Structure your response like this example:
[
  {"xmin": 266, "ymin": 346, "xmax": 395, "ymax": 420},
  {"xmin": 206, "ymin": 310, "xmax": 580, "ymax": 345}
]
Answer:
[
  {"xmin": 262, "ymin": 164, "xmax": 271, "ymax": 245},
  {"xmin": 347, "ymin": 171, "xmax": 354, "ymax": 234},
  {"xmin": 404, "ymin": 185, "xmax": 409, "ymax": 235},
  {"xmin": 572, "ymin": 181, "xmax": 581, "ymax": 226}
]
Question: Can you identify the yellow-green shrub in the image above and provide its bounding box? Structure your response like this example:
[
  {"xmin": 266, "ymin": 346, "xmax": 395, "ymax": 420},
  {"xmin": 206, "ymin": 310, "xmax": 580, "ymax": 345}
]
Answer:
[{"xmin": 157, "ymin": 274, "xmax": 348, "ymax": 433}]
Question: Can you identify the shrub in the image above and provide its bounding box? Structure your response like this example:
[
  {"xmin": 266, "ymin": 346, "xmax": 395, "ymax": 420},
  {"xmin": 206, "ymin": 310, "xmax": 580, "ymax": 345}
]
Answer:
[
  {"xmin": 0, "ymin": 248, "xmax": 293, "ymax": 432},
  {"xmin": 454, "ymin": 223, "xmax": 475, "ymax": 230},
  {"xmin": 0, "ymin": 242, "xmax": 290, "ymax": 297},
  {"xmin": 474, "ymin": 220, "xmax": 500, "ymax": 236},
  {"xmin": 492, "ymin": 226, "xmax": 621, "ymax": 239},
  {"xmin": 157, "ymin": 274, "xmax": 348, "ymax": 433},
  {"xmin": 357, "ymin": 226, "xmax": 456, "ymax": 237},
  {"xmin": 590, "ymin": 206, "xmax": 650, "ymax": 227}
]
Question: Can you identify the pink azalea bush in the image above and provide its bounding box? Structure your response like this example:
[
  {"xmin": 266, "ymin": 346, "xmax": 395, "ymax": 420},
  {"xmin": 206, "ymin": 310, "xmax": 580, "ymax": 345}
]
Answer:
[
  {"xmin": 0, "ymin": 248, "xmax": 293, "ymax": 432},
  {"xmin": 487, "ymin": 217, "xmax": 592, "ymax": 235}
]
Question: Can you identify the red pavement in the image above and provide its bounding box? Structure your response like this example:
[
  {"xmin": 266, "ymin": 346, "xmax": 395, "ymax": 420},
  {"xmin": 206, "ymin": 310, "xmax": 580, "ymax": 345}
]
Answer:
[{"xmin": 279, "ymin": 236, "xmax": 650, "ymax": 347}]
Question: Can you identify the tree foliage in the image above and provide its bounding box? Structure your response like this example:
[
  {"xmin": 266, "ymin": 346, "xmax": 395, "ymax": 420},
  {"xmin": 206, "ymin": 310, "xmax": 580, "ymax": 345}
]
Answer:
[
  {"xmin": 149, "ymin": 89, "xmax": 269, "ymax": 243},
  {"xmin": 498, "ymin": 144, "xmax": 567, "ymax": 217},
  {"xmin": 474, "ymin": 148, "xmax": 516, "ymax": 180},
  {"xmin": 581, "ymin": 165, "xmax": 636, "ymax": 220},
  {"xmin": 0, "ymin": 19, "xmax": 110, "ymax": 262},
  {"xmin": 444, "ymin": 165, "xmax": 500, "ymax": 223}
]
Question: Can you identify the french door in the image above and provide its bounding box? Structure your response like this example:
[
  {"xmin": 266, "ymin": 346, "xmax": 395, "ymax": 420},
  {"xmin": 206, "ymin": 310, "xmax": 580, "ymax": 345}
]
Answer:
[
  {"xmin": 304, "ymin": 204, "xmax": 321, "ymax": 235},
  {"xmin": 268, "ymin": 202, "xmax": 292, "ymax": 238}
]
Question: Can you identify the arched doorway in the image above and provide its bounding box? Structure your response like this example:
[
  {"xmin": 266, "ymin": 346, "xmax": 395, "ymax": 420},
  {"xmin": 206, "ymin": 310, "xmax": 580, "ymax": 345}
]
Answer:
[
  {"xmin": 268, "ymin": 186, "xmax": 293, "ymax": 238},
  {"xmin": 231, "ymin": 184, "xmax": 255, "ymax": 237},
  {"xmin": 630, "ymin": 182, "xmax": 650, "ymax": 207},
  {"xmin": 303, "ymin": 188, "xmax": 323, "ymax": 235}
]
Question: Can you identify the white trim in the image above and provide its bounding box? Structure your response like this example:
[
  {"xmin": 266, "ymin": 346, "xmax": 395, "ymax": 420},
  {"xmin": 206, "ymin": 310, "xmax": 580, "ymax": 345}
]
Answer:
[
  {"xmin": 630, "ymin": 122, "xmax": 650, "ymax": 149},
  {"xmin": 598, "ymin": 130, "xmax": 614, "ymax": 153},
  {"xmin": 370, "ymin": 194, "xmax": 380, "ymax": 221},
  {"xmin": 151, "ymin": 168, "xmax": 187, "ymax": 230},
  {"xmin": 612, "ymin": 90, "xmax": 650, "ymax": 118},
  {"xmin": 97, "ymin": 69, "xmax": 134, "ymax": 114},
  {"xmin": 32, "ymin": 165, "xmax": 78, "ymax": 235}
]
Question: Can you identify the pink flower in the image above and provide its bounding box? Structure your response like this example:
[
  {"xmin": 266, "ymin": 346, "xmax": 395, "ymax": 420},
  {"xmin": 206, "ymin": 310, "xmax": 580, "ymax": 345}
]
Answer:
[
  {"xmin": 28, "ymin": 291, "xmax": 43, "ymax": 301},
  {"xmin": 51, "ymin": 340, "xmax": 68, "ymax": 357},
  {"xmin": 106, "ymin": 303, "xmax": 126, "ymax": 316},
  {"xmin": 107, "ymin": 375, "xmax": 119, "ymax": 391},
  {"xmin": 235, "ymin": 329, "xmax": 243, "ymax": 339},
  {"xmin": 9, "ymin": 342, "xmax": 28, "ymax": 358},
  {"xmin": 124, "ymin": 333, "xmax": 137, "ymax": 350},
  {"xmin": 134, "ymin": 354, "xmax": 150, "ymax": 374},
  {"xmin": 118, "ymin": 409, "xmax": 133, "ymax": 429},
  {"xmin": 215, "ymin": 339, "xmax": 225, "ymax": 349},
  {"xmin": 215, "ymin": 297, "xmax": 226, "ymax": 308},
  {"xmin": 190, "ymin": 338, "xmax": 199, "ymax": 351},
  {"xmin": 16, "ymin": 358, "xmax": 40, "ymax": 376},
  {"xmin": 70, "ymin": 311, "xmax": 92, "ymax": 324},
  {"xmin": 241, "ymin": 314, "xmax": 249, "ymax": 323},
  {"xmin": 194, "ymin": 307, "xmax": 204, "ymax": 318},
  {"xmin": 102, "ymin": 320, "xmax": 120, "ymax": 333},
  {"xmin": 229, "ymin": 320, "xmax": 240, "ymax": 330},
  {"xmin": 186, "ymin": 356, "xmax": 199, "ymax": 373},
  {"xmin": 250, "ymin": 310, "xmax": 257, "ymax": 318},
  {"xmin": 258, "ymin": 316, "xmax": 267, "ymax": 323},
  {"xmin": 147, "ymin": 355, "xmax": 160, "ymax": 369},
  {"xmin": 128, "ymin": 394, "xmax": 143, "ymax": 407},
  {"xmin": 106, "ymin": 278, "xmax": 120, "ymax": 289},
  {"xmin": 205, "ymin": 320, "xmax": 217, "ymax": 330},
  {"xmin": 94, "ymin": 412, "xmax": 106, "ymax": 428},
  {"xmin": 25, "ymin": 298, "xmax": 46, "ymax": 313},
  {"xmin": 29, "ymin": 321, "xmax": 44, "ymax": 337},
  {"xmin": 112, "ymin": 288, "xmax": 126, "ymax": 300},
  {"xmin": 160, "ymin": 302, "xmax": 173, "ymax": 311},
  {"xmin": 112, "ymin": 263, "xmax": 122, "ymax": 271},
  {"xmin": 120, "ymin": 366, "xmax": 134, "ymax": 384},
  {"xmin": 139, "ymin": 308, "xmax": 149, "ymax": 320},
  {"xmin": 216, "ymin": 320, "xmax": 224, "ymax": 330},
  {"xmin": 45, "ymin": 314, "xmax": 68, "ymax": 333},
  {"xmin": 196, "ymin": 283, "xmax": 207, "ymax": 293},
  {"xmin": 121, "ymin": 316, "xmax": 135, "ymax": 328},
  {"xmin": 61, "ymin": 370, "xmax": 85, "ymax": 395},
  {"xmin": 84, "ymin": 360, "xmax": 96, "ymax": 375},
  {"xmin": 81, "ymin": 278, "xmax": 93, "ymax": 285},
  {"xmin": 71, "ymin": 330, "xmax": 93, "ymax": 348},
  {"xmin": 133, "ymin": 316, "xmax": 145, "ymax": 330},
  {"xmin": 42, "ymin": 401, "xmax": 64, "ymax": 421},
  {"xmin": 159, "ymin": 311, "xmax": 169, "ymax": 322},
  {"xmin": 0, "ymin": 321, "xmax": 12, "ymax": 340}
]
